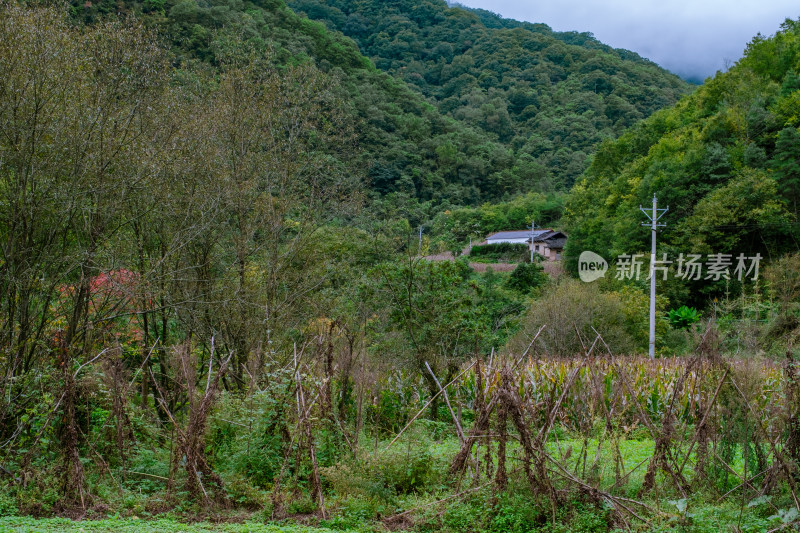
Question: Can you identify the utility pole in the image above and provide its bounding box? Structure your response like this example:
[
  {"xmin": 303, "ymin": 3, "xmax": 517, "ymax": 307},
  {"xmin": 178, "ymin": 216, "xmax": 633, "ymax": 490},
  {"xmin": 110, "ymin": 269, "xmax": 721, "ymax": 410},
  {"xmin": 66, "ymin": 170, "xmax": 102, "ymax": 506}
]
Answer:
[
  {"xmin": 417, "ymin": 226, "xmax": 423, "ymax": 256},
  {"xmin": 640, "ymin": 194, "xmax": 668, "ymax": 359},
  {"xmin": 530, "ymin": 220, "xmax": 535, "ymax": 263}
]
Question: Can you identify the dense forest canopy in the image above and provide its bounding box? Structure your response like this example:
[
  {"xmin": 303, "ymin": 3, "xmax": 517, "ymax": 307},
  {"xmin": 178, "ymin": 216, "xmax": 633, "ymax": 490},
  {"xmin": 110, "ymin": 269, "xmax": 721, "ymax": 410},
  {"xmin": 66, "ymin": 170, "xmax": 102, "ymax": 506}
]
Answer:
[
  {"xmin": 564, "ymin": 18, "xmax": 800, "ymax": 307},
  {"xmin": 287, "ymin": 0, "xmax": 692, "ymax": 190},
  {"xmin": 70, "ymin": 0, "xmax": 690, "ymax": 217},
  {"xmin": 72, "ymin": 0, "xmax": 518, "ymax": 212}
]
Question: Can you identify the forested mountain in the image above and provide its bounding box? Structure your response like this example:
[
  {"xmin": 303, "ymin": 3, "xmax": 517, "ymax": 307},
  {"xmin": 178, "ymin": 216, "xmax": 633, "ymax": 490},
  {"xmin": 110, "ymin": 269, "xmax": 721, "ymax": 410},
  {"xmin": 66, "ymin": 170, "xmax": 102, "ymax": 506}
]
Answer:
[
  {"xmin": 72, "ymin": 0, "xmax": 531, "ymax": 212},
  {"xmin": 286, "ymin": 0, "xmax": 692, "ymax": 189},
  {"xmin": 73, "ymin": 0, "xmax": 689, "ymax": 210},
  {"xmin": 564, "ymin": 18, "xmax": 800, "ymax": 305}
]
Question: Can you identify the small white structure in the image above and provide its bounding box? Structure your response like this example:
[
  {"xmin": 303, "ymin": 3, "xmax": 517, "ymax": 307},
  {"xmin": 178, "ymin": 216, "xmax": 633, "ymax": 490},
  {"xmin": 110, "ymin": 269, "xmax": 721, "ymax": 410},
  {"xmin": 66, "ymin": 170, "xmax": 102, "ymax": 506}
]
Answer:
[
  {"xmin": 484, "ymin": 229, "xmax": 567, "ymax": 261},
  {"xmin": 485, "ymin": 230, "xmax": 552, "ymax": 245}
]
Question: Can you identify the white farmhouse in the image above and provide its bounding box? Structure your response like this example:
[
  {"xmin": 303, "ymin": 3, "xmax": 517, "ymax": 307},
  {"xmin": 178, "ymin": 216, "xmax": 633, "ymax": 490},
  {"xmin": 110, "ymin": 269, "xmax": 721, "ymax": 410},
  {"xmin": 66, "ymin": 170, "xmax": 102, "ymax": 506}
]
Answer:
[
  {"xmin": 486, "ymin": 229, "xmax": 552, "ymax": 245},
  {"xmin": 485, "ymin": 229, "xmax": 567, "ymax": 261}
]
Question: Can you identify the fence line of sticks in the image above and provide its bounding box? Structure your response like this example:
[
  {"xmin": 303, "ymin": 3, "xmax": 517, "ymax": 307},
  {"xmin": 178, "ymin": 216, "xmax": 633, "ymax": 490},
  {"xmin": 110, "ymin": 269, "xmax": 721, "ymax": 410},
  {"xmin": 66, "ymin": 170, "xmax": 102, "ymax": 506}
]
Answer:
[
  {"xmin": 370, "ymin": 326, "xmax": 800, "ymax": 529},
  {"xmin": 78, "ymin": 324, "xmax": 798, "ymax": 530}
]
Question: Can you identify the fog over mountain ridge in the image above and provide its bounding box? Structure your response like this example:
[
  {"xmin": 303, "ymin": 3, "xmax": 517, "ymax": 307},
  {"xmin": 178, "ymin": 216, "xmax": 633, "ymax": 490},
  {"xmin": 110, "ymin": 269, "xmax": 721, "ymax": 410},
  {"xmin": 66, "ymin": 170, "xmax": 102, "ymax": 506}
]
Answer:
[{"xmin": 452, "ymin": 0, "xmax": 799, "ymax": 82}]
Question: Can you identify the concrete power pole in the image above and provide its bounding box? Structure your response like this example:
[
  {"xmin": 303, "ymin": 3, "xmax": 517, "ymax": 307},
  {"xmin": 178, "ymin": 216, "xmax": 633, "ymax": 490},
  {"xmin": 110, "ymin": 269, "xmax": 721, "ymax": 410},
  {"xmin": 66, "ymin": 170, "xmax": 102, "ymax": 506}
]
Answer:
[
  {"xmin": 530, "ymin": 220, "xmax": 535, "ymax": 263},
  {"xmin": 640, "ymin": 194, "xmax": 668, "ymax": 358}
]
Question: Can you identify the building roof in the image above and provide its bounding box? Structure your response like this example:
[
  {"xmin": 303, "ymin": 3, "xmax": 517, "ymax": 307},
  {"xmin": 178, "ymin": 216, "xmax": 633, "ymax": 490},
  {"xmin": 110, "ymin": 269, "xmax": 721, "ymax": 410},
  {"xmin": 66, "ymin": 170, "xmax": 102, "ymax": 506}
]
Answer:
[
  {"xmin": 487, "ymin": 229, "xmax": 553, "ymax": 241},
  {"xmin": 532, "ymin": 230, "xmax": 566, "ymax": 244},
  {"xmin": 543, "ymin": 237, "xmax": 567, "ymax": 249}
]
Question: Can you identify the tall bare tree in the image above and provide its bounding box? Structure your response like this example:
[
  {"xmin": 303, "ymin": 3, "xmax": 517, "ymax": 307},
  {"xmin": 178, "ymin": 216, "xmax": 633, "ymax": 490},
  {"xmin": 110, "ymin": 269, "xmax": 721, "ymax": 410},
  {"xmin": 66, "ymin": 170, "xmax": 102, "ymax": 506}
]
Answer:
[{"xmin": 0, "ymin": 6, "xmax": 169, "ymax": 504}]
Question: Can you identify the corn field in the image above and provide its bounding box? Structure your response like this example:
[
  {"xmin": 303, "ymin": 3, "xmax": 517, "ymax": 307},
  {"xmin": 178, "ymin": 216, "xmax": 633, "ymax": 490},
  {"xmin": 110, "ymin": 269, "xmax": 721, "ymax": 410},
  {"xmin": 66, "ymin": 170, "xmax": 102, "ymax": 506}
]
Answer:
[{"xmin": 361, "ymin": 328, "xmax": 800, "ymax": 528}]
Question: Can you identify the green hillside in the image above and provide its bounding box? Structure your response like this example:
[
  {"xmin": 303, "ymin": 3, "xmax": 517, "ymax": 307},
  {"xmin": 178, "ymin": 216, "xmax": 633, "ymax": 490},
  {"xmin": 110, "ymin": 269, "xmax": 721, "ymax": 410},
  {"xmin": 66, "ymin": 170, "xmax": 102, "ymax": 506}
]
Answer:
[
  {"xmin": 286, "ymin": 0, "xmax": 692, "ymax": 189},
  {"xmin": 564, "ymin": 18, "xmax": 800, "ymax": 305},
  {"xmin": 72, "ymin": 0, "xmax": 542, "ymax": 212},
  {"xmin": 69, "ymin": 0, "xmax": 691, "ymax": 218}
]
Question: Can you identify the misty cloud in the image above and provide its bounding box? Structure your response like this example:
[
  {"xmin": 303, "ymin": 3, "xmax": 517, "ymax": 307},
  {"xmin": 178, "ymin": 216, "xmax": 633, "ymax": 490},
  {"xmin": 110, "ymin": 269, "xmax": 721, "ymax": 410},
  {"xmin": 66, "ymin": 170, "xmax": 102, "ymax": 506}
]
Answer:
[{"xmin": 455, "ymin": 0, "xmax": 799, "ymax": 81}]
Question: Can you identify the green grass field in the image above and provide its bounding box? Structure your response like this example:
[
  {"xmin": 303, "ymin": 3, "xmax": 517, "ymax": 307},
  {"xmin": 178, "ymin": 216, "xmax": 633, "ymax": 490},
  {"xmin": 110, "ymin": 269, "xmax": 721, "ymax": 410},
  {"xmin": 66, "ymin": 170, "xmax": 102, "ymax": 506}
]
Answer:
[
  {"xmin": 0, "ymin": 430, "xmax": 791, "ymax": 533},
  {"xmin": 0, "ymin": 518, "xmax": 339, "ymax": 533}
]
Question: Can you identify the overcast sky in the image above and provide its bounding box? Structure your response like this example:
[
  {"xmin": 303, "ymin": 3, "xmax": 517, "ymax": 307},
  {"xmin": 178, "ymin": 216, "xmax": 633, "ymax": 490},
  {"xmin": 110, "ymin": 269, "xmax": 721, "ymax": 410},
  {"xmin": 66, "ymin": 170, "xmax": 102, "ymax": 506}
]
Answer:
[{"xmin": 454, "ymin": 0, "xmax": 798, "ymax": 82}]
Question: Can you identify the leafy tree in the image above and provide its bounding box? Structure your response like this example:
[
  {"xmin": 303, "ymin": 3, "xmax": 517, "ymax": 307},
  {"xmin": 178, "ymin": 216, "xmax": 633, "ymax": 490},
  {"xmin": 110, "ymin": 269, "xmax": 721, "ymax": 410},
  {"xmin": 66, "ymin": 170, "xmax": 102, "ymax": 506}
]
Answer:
[
  {"xmin": 372, "ymin": 259, "xmax": 488, "ymax": 419},
  {"xmin": 770, "ymin": 126, "xmax": 800, "ymax": 214},
  {"xmin": 564, "ymin": 18, "xmax": 800, "ymax": 305},
  {"xmin": 0, "ymin": 5, "xmax": 171, "ymax": 503},
  {"xmin": 681, "ymin": 169, "xmax": 789, "ymax": 255},
  {"xmin": 505, "ymin": 262, "xmax": 547, "ymax": 294},
  {"xmin": 0, "ymin": 4, "xmax": 364, "ymax": 505}
]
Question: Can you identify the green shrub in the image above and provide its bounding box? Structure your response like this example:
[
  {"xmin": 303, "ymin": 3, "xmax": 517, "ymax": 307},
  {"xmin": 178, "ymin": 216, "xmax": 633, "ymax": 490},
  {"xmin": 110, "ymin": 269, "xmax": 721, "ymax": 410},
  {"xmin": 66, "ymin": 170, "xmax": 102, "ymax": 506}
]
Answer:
[
  {"xmin": 15, "ymin": 469, "xmax": 59, "ymax": 516},
  {"xmin": 286, "ymin": 494, "xmax": 318, "ymax": 515},
  {"xmin": 470, "ymin": 243, "xmax": 529, "ymax": 262},
  {"xmin": 442, "ymin": 500, "xmax": 483, "ymax": 531},
  {"xmin": 320, "ymin": 497, "xmax": 390, "ymax": 529},
  {"xmin": 663, "ymin": 327, "xmax": 692, "ymax": 355},
  {"xmin": 0, "ymin": 492, "xmax": 17, "ymax": 517},
  {"xmin": 373, "ymin": 446, "xmax": 432, "ymax": 495},
  {"xmin": 365, "ymin": 388, "xmax": 413, "ymax": 435},
  {"xmin": 322, "ymin": 444, "xmax": 435, "ymax": 504},
  {"xmin": 559, "ymin": 502, "xmax": 612, "ymax": 532},
  {"xmin": 668, "ymin": 306, "xmax": 701, "ymax": 329},
  {"xmin": 322, "ymin": 461, "xmax": 394, "ymax": 503},
  {"xmin": 225, "ymin": 474, "xmax": 268, "ymax": 509},
  {"xmin": 504, "ymin": 262, "xmax": 546, "ymax": 294},
  {"xmin": 210, "ymin": 382, "xmax": 304, "ymax": 489},
  {"xmin": 508, "ymin": 279, "xmax": 650, "ymax": 356},
  {"xmin": 489, "ymin": 492, "xmax": 546, "ymax": 533},
  {"xmin": 123, "ymin": 448, "xmax": 170, "ymax": 494}
]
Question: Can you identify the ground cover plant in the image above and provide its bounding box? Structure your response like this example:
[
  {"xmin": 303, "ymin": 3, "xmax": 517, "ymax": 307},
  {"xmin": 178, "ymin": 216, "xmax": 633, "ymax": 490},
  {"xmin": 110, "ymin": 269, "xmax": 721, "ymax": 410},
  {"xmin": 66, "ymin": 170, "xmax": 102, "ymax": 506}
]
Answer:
[{"xmin": 469, "ymin": 243, "xmax": 531, "ymax": 263}]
